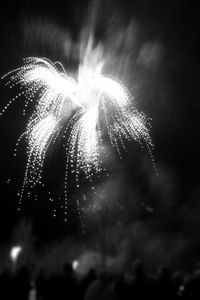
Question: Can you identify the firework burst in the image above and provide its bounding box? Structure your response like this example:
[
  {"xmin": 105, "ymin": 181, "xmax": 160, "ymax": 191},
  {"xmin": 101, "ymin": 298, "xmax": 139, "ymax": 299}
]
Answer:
[{"xmin": 1, "ymin": 38, "xmax": 153, "ymax": 214}]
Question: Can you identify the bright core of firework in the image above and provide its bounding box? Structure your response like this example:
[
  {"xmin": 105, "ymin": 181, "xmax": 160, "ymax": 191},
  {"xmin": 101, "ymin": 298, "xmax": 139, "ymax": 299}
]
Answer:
[{"xmin": 1, "ymin": 37, "xmax": 153, "ymax": 208}]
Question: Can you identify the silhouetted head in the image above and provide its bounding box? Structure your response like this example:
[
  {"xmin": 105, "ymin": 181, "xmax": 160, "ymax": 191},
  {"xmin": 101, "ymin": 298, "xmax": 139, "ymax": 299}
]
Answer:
[
  {"xmin": 133, "ymin": 259, "xmax": 145, "ymax": 278},
  {"xmin": 158, "ymin": 265, "xmax": 171, "ymax": 281},
  {"xmin": 63, "ymin": 262, "xmax": 73, "ymax": 275},
  {"xmin": 172, "ymin": 270, "xmax": 184, "ymax": 286}
]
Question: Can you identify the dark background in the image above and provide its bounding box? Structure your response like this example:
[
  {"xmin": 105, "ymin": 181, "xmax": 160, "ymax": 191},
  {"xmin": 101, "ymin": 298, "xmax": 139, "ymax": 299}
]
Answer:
[{"xmin": 0, "ymin": 0, "xmax": 200, "ymax": 273}]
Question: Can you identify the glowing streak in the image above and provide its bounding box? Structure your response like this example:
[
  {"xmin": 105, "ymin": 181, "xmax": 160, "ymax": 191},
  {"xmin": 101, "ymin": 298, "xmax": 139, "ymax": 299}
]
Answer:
[{"xmin": 1, "ymin": 42, "xmax": 154, "ymax": 212}]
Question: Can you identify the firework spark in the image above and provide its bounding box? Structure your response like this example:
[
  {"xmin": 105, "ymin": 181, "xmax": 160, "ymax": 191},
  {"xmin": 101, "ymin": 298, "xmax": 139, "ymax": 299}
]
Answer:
[{"xmin": 1, "ymin": 38, "xmax": 153, "ymax": 214}]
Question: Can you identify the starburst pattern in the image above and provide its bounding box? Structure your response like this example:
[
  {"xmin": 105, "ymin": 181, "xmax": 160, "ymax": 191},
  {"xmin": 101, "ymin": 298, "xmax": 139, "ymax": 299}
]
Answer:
[{"xmin": 1, "ymin": 41, "xmax": 153, "ymax": 214}]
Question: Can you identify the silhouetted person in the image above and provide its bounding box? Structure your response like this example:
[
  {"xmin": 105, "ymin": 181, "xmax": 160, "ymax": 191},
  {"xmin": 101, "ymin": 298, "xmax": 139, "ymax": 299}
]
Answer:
[
  {"xmin": 115, "ymin": 273, "xmax": 129, "ymax": 300},
  {"xmin": 128, "ymin": 260, "xmax": 156, "ymax": 299},
  {"xmin": 56, "ymin": 263, "xmax": 80, "ymax": 300},
  {"xmin": 80, "ymin": 268, "xmax": 97, "ymax": 298},
  {"xmin": 36, "ymin": 270, "xmax": 55, "ymax": 300},
  {"xmin": 84, "ymin": 271, "xmax": 117, "ymax": 300},
  {"xmin": 156, "ymin": 265, "xmax": 176, "ymax": 299}
]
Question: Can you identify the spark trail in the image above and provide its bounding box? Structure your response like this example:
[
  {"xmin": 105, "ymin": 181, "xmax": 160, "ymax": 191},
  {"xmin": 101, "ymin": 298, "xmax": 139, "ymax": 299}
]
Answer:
[{"xmin": 1, "ymin": 38, "xmax": 153, "ymax": 214}]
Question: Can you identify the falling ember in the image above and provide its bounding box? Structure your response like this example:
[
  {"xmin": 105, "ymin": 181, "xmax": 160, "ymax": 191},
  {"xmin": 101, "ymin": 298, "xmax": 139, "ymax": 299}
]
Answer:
[{"xmin": 1, "ymin": 36, "xmax": 154, "ymax": 214}]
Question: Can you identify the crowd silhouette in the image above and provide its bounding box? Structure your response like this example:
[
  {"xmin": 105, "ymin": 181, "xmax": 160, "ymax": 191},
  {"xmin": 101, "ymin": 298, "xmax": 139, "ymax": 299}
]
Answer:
[{"xmin": 1, "ymin": 258, "xmax": 200, "ymax": 299}]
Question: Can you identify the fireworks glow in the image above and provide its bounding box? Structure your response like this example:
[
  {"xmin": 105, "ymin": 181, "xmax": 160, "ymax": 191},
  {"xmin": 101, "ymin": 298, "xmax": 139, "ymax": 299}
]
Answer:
[
  {"xmin": 10, "ymin": 245, "xmax": 22, "ymax": 263},
  {"xmin": 1, "ymin": 37, "xmax": 153, "ymax": 216}
]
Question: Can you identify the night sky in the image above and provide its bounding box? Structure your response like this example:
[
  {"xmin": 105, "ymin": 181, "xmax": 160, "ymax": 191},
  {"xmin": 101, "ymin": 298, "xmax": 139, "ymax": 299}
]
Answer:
[{"xmin": 0, "ymin": 0, "xmax": 200, "ymax": 274}]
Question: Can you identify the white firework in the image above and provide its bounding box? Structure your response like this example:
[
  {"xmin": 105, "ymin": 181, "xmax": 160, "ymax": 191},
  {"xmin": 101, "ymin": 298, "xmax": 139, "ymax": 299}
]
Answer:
[{"xmin": 1, "ymin": 39, "xmax": 153, "ymax": 214}]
